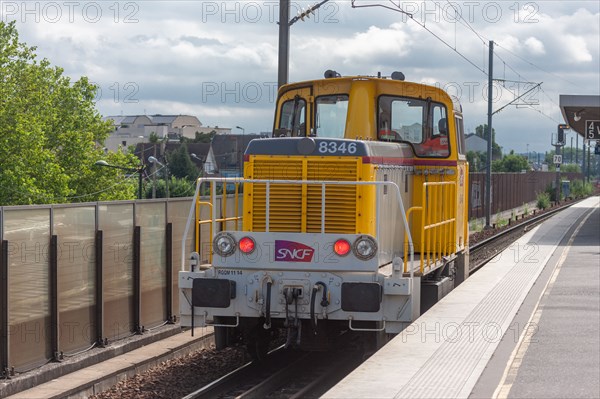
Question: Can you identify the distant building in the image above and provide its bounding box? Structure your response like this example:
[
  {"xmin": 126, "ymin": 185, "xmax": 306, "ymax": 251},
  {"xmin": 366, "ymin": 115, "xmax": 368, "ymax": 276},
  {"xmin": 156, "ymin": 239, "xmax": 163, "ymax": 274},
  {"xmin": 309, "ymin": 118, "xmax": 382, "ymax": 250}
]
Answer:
[
  {"xmin": 465, "ymin": 133, "xmax": 488, "ymax": 153},
  {"xmin": 102, "ymin": 114, "xmax": 231, "ymax": 151}
]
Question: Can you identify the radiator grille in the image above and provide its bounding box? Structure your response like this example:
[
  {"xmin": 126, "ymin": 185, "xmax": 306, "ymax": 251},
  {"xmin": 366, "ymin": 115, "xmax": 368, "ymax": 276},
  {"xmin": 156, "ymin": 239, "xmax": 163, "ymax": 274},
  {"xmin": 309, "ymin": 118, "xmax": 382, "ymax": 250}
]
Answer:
[{"xmin": 249, "ymin": 157, "xmax": 359, "ymax": 233}]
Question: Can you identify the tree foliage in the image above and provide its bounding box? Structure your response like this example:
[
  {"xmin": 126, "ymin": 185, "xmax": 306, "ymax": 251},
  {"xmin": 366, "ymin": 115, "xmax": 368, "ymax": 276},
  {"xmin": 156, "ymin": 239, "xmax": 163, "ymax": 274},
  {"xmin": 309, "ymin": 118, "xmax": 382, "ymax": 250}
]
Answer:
[
  {"xmin": 0, "ymin": 21, "xmax": 139, "ymax": 205},
  {"xmin": 196, "ymin": 131, "xmax": 216, "ymax": 143},
  {"xmin": 466, "ymin": 151, "xmax": 487, "ymax": 172},
  {"xmin": 145, "ymin": 176, "xmax": 196, "ymax": 198},
  {"xmin": 475, "ymin": 124, "xmax": 503, "ymax": 159},
  {"xmin": 167, "ymin": 143, "xmax": 200, "ymax": 180},
  {"xmin": 492, "ymin": 151, "xmax": 530, "ymax": 172}
]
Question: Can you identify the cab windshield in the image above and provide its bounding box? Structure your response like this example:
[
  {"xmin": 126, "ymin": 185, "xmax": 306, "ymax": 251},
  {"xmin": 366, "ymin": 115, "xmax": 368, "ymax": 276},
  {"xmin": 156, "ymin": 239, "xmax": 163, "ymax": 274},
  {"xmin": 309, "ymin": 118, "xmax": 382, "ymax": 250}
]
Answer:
[{"xmin": 314, "ymin": 95, "xmax": 349, "ymax": 138}]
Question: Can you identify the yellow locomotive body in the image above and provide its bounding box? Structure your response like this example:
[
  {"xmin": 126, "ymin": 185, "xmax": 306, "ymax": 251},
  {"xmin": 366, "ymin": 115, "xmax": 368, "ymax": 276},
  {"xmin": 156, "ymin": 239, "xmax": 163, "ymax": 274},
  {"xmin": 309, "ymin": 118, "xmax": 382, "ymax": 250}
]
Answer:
[{"xmin": 179, "ymin": 74, "xmax": 469, "ymax": 355}]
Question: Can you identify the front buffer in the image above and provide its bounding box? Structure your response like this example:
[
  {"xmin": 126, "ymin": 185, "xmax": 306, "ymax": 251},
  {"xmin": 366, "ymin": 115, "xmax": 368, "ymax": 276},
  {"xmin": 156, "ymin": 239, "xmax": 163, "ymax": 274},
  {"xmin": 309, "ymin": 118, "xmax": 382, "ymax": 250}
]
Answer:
[{"xmin": 180, "ymin": 232, "xmax": 419, "ymax": 353}]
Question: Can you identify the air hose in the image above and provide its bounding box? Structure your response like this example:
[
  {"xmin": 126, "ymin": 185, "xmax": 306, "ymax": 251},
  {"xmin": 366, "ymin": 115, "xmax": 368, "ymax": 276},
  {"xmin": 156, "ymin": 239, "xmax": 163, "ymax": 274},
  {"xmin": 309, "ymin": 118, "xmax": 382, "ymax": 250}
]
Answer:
[
  {"xmin": 310, "ymin": 281, "xmax": 329, "ymax": 334},
  {"xmin": 264, "ymin": 280, "xmax": 272, "ymax": 329}
]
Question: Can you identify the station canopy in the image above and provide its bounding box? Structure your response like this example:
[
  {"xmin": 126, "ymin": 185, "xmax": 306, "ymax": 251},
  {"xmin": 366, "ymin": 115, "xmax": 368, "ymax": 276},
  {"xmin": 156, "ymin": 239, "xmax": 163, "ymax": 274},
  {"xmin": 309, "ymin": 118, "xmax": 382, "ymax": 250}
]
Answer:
[{"xmin": 559, "ymin": 95, "xmax": 600, "ymax": 140}]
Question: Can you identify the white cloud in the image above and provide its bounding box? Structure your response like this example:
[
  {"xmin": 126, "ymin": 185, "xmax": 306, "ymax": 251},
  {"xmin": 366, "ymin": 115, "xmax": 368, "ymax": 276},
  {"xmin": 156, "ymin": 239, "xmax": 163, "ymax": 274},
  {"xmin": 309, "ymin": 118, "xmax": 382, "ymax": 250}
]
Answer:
[
  {"xmin": 3, "ymin": 0, "xmax": 599, "ymax": 153},
  {"xmin": 524, "ymin": 37, "xmax": 545, "ymax": 55},
  {"xmin": 561, "ymin": 35, "xmax": 593, "ymax": 63}
]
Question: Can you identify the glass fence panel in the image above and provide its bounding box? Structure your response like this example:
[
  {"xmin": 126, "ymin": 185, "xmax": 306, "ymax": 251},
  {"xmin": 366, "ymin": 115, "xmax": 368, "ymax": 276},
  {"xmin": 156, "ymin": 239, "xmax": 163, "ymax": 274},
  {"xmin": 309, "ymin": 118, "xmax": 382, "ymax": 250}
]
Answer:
[
  {"xmin": 136, "ymin": 202, "xmax": 166, "ymax": 328},
  {"xmin": 54, "ymin": 206, "xmax": 96, "ymax": 354},
  {"xmin": 4, "ymin": 208, "xmax": 51, "ymax": 370},
  {"xmin": 99, "ymin": 203, "xmax": 134, "ymax": 340},
  {"xmin": 168, "ymin": 199, "xmax": 194, "ymax": 317}
]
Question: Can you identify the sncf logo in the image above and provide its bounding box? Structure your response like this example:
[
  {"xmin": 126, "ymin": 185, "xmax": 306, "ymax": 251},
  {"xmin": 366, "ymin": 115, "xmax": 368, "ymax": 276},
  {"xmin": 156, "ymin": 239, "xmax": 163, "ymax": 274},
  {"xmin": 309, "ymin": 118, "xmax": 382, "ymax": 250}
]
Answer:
[{"xmin": 275, "ymin": 240, "xmax": 315, "ymax": 262}]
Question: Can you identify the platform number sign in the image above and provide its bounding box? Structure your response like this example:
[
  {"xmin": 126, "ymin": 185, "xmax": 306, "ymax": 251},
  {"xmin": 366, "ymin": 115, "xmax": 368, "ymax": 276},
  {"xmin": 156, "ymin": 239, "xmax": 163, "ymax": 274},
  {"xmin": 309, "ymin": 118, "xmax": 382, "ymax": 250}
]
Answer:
[{"xmin": 586, "ymin": 120, "xmax": 600, "ymax": 140}]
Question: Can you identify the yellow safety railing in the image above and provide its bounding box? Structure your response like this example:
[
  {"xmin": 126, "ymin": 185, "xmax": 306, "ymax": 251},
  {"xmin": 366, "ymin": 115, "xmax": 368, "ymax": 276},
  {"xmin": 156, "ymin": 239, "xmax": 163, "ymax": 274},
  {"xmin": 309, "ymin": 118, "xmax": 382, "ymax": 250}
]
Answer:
[
  {"xmin": 404, "ymin": 181, "xmax": 456, "ymax": 275},
  {"xmin": 195, "ymin": 180, "xmax": 243, "ymax": 264},
  {"xmin": 182, "ymin": 177, "xmax": 414, "ymax": 275}
]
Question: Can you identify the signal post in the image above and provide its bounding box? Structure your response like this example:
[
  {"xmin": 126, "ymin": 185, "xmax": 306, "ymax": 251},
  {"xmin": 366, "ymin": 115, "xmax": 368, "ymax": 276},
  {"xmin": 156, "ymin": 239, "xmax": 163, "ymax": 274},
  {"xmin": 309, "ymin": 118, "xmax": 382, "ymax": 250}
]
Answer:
[{"xmin": 554, "ymin": 124, "xmax": 568, "ymax": 202}]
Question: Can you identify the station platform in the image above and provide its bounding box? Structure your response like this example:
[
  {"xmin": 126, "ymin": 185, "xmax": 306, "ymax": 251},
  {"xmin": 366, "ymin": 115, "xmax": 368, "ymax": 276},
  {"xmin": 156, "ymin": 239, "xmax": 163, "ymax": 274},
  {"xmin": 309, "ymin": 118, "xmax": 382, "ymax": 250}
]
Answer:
[{"xmin": 324, "ymin": 196, "xmax": 600, "ymax": 399}]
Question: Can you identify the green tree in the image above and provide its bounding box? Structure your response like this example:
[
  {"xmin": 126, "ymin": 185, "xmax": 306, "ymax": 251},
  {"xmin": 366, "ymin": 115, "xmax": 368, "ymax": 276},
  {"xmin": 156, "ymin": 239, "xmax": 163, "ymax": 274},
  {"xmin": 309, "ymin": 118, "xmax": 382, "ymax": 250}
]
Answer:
[
  {"xmin": 560, "ymin": 164, "xmax": 581, "ymax": 173},
  {"xmin": 0, "ymin": 21, "xmax": 138, "ymax": 204},
  {"xmin": 167, "ymin": 143, "xmax": 199, "ymax": 180},
  {"xmin": 145, "ymin": 176, "xmax": 196, "ymax": 198},
  {"xmin": 190, "ymin": 130, "xmax": 216, "ymax": 143},
  {"xmin": 466, "ymin": 151, "xmax": 487, "ymax": 172},
  {"xmin": 149, "ymin": 132, "xmax": 160, "ymax": 144},
  {"xmin": 475, "ymin": 124, "xmax": 502, "ymax": 160},
  {"xmin": 492, "ymin": 151, "xmax": 530, "ymax": 172}
]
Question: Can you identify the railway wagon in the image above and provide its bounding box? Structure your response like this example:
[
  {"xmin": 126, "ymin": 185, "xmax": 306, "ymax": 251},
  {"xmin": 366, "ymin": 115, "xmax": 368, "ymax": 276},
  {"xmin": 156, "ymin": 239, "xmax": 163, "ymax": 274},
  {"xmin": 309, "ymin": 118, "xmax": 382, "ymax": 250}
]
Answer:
[{"xmin": 179, "ymin": 72, "xmax": 470, "ymax": 357}]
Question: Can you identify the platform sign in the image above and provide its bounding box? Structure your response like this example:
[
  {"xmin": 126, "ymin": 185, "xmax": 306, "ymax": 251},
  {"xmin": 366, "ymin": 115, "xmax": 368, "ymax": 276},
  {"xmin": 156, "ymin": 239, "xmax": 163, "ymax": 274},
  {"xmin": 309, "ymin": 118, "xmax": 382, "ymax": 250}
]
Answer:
[{"xmin": 586, "ymin": 120, "xmax": 600, "ymax": 140}]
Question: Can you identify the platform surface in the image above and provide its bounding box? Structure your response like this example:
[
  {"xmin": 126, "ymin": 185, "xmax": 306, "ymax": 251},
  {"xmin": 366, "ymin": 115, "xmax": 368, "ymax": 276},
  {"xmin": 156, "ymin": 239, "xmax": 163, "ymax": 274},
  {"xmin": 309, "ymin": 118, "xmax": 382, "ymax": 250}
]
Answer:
[{"xmin": 324, "ymin": 196, "xmax": 599, "ymax": 399}]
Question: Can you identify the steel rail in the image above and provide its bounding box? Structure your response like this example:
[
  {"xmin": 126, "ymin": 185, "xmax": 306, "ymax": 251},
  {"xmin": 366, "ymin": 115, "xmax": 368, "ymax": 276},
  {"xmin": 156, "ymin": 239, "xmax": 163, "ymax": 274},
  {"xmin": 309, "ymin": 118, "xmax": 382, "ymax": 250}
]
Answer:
[{"xmin": 469, "ymin": 199, "xmax": 584, "ymax": 272}]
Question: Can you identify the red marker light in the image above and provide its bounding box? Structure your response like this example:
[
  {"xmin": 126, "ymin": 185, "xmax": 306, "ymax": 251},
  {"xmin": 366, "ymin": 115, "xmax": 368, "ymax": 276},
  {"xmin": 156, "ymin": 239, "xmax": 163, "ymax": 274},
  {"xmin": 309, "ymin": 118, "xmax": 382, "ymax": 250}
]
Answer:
[
  {"xmin": 333, "ymin": 239, "xmax": 351, "ymax": 256},
  {"xmin": 239, "ymin": 237, "xmax": 256, "ymax": 254}
]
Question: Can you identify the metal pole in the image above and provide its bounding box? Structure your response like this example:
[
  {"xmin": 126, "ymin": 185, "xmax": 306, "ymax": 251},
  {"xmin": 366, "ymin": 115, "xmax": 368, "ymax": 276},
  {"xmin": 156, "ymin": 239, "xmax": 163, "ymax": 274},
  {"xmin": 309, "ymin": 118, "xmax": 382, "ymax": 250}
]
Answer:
[
  {"xmin": 570, "ymin": 137, "xmax": 573, "ymax": 163},
  {"xmin": 278, "ymin": 0, "xmax": 290, "ymax": 88},
  {"xmin": 166, "ymin": 166, "xmax": 170, "ymax": 199},
  {"xmin": 587, "ymin": 144, "xmax": 591, "ymax": 183},
  {"xmin": 582, "ymin": 141, "xmax": 586, "ymax": 178},
  {"xmin": 576, "ymin": 133, "xmax": 579, "ymax": 165},
  {"xmin": 137, "ymin": 168, "xmax": 143, "ymax": 200},
  {"xmin": 555, "ymin": 142, "xmax": 561, "ymax": 202},
  {"xmin": 485, "ymin": 40, "xmax": 494, "ymax": 228}
]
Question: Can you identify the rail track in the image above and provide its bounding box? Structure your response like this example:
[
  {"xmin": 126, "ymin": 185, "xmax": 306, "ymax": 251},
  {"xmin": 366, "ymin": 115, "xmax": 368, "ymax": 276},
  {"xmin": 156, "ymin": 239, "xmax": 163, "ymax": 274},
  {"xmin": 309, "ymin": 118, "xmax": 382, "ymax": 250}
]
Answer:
[
  {"xmin": 184, "ymin": 344, "xmax": 364, "ymax": 399},
  {"xmin": 469, "ymin": 200, "xmax": 579, "ymax": 272}
]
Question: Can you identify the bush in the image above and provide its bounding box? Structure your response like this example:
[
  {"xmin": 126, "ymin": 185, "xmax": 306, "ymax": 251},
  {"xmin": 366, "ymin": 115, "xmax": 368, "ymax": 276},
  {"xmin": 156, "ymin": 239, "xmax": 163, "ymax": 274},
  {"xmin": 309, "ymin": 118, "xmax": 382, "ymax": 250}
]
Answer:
[
  {"xmin": 545, "ymin": 183, "xmax": 558, "ymax": 202},
  {"xmin": 536, "ymin": 192, "xmax": 551, "ymax": 210},
  {"xmin": 571, "ymin": 179, "xmax": 593, "ymax": 198}
]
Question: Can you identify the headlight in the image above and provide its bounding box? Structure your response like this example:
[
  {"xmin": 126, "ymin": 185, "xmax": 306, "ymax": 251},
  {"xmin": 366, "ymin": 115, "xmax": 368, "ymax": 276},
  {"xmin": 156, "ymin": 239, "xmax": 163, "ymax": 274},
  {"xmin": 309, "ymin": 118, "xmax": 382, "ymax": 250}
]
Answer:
[
  {"xmin": 213, "ymin": 233, "xmax": 236, "ymax": 257},
  {"xmin": 353, "ymin": 236, "xmax": 377, "ymax": 260}
]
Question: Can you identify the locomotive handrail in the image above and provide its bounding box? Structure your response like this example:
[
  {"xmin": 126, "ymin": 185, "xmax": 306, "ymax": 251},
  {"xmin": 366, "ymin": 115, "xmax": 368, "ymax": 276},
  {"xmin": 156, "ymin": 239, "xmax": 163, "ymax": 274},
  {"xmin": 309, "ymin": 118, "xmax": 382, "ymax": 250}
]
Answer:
[
  {"xmin": 404, "ymin": 181, "xmax": 456, "ymax": 274},
  {"xmin": 181, "ymin": 177, "xmax": 415, "ymax": 278}
]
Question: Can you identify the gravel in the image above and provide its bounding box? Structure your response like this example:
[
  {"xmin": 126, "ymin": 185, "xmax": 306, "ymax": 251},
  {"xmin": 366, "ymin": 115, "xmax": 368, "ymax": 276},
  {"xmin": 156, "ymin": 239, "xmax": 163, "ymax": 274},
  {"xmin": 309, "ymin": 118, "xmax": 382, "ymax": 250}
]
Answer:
[{"xmin": 90, "ymin": 345, "xmax": 248, "ymax": 399}]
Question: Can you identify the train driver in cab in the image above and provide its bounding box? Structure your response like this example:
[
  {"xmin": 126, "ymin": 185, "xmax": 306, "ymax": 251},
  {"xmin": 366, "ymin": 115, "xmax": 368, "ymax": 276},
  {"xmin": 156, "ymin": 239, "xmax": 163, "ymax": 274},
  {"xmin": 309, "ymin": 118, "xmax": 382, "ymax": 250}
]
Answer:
[{"xmin": 420, "ymin": 117, "xmax": 450, "ymax": 156}]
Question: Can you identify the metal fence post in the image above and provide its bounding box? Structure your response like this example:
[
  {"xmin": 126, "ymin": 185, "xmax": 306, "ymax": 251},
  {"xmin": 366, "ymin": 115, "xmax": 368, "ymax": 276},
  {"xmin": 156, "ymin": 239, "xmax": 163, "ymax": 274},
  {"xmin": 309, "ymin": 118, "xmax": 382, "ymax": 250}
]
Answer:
[
  {"xmin": 50, "ymin": 235, "xmax": 60, "ymax": 362},
  {"xmin": 133, "ymin": 226, "xmax": 142, "ymax": 334},
  {"xmin": 95, "ymin": 230, "xmax": 104, "ymax": 346},
  {"xmin": 1, "ymin": 240, "xmax": 9, "ymax": 378},
  {"xmin": 166, "ymin": 223, "xmax": 174, "ymax": 323}
]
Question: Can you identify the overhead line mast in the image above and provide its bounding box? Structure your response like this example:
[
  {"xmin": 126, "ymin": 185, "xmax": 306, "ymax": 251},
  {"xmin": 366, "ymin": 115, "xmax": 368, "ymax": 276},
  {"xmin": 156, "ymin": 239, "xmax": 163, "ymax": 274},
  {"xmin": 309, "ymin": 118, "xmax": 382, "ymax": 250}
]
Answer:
[{"xmin": 278, "ymin": 0, "xmax": 332, "ymax": 87}]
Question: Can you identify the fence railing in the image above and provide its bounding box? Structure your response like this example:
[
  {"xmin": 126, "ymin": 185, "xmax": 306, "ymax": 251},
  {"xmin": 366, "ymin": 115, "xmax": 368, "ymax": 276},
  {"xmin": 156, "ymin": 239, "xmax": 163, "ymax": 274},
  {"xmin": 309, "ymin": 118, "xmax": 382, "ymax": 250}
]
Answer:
[
  {"xmin": 0, "ymin": 196, "xmax": 238, "ymax": 376},
  {"xmin": 468, "ymin": 171, "xmax": 583, "ymax": 219}
]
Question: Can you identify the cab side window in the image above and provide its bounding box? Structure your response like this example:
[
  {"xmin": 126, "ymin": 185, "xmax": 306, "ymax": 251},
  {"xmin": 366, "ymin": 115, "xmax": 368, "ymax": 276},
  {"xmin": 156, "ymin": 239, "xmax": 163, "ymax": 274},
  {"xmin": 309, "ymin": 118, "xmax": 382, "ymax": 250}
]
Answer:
[
  {"xmin": 278, "ymin": 98, "xmax": 306, "ymax": 137},
  {"xmin": 455, "ymin": 116, "xmax": 466, "ymax": 156}
]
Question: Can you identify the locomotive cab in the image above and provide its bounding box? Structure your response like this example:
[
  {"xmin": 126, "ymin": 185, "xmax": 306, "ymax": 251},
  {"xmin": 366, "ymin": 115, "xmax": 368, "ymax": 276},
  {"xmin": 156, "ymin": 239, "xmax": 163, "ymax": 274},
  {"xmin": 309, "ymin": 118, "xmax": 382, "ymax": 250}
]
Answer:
[{"xmin": 179, "ymin": 73, "xmax": 469, "ymax": 357}]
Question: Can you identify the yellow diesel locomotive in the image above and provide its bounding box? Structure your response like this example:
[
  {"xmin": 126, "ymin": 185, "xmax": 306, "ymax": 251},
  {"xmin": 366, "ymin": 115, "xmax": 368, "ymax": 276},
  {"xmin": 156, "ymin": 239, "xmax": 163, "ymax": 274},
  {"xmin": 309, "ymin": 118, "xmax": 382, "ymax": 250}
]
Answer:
[{"xmin": 179, "ymin": 72, "xmax": 469, "ymax": 357}]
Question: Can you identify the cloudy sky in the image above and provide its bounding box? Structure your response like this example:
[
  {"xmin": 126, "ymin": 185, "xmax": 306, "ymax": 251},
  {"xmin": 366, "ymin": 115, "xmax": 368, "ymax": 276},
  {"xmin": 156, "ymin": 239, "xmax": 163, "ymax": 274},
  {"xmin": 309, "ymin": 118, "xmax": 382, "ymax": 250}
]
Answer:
[{"xmin": 2, "ymin": 0, "xmax": 599, "ymax": 154}]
